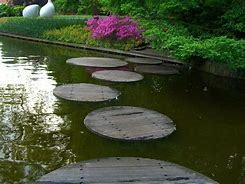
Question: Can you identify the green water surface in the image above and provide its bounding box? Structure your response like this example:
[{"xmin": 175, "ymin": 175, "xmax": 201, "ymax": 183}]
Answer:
[{"xmin": 0, "ymin": 36, "xmax": 244, "ymax": 184}]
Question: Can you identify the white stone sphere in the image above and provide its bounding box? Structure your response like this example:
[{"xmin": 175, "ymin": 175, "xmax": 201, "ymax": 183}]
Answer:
[{"xmin": 22, "ymin": 4, "xmax": 40, "ymax": 18}]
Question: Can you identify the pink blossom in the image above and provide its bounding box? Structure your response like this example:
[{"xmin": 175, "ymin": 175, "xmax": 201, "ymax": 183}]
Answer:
[{"xmin": 86, "ymin": 15, "xmax": 143, "ymax": 41}]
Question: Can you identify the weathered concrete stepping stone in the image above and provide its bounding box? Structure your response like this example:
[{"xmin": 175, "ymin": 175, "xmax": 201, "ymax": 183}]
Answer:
[
  {"xmin": 125, "ymin": 57, "xmax": 162, "ymax": 64},
  {"xmin": 35, "ymin": 157, "xmax": 219, "ymax": 184},
  {"xmin": 84, "ymin": 106, "xmax": 176, "ymax": 141},
  {"xmin": 135, "ymin": 65, "xmax": 179, "ymax": 75},
  {"xmin": 53, "ymin": 83, "xmax": 120, "ymax": 102},
  {"xmin": 92, "ymin": 70, "xmax": 144, "ymax": 82},
  {"xmin": 67, "ymin": 57, "xmax": 128, "ymax": 68}
]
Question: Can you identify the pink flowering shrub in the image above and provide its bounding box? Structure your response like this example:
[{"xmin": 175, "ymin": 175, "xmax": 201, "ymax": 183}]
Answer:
[{"xmin": 86, "ymin": 15, "xmax": 144, "ymax": 41}]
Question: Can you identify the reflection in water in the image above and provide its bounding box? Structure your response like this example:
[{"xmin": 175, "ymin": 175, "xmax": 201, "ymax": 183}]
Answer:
[
  {"xmin": 0, "ymin": 36, "xmax": 244, "ymax": 184},
  {"xmin": 239, "ymin": 157, "xmax": 245, "ymax": 184},
  {"xmin": 0, "ymin": 40, "xmax": 75, "ymax": 183}
]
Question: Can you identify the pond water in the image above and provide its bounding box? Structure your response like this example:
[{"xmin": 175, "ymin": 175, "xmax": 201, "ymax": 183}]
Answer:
[{"xmin": 0, "ymin": 36, "xmax": 244, "ymax": 184}]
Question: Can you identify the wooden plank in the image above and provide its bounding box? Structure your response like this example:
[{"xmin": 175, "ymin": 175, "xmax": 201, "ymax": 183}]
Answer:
[
  {"xmin": 67, "ymin": 57, "xmax": 128, "ymax": 68},
  {"xmin": 135, "ymin": 65, "xmax": 179, "ymax": 75},
  {"xmin": 125, "ymin": 57, "xmax": 162, "ymax": 65},
  {"xmin": 84, "ymin": 106, "xmax": 176, "ymax": 141},
  {"xmin": 92, "ymin": 70, "xmax": 144, "ymax": 82},
  {"xmin": 35, "ymin": 157, "xmax": 219, "ymax": 184},
  {"xmin": 53, "ymin": 83, "xmax": 120, "ymax": 102}
]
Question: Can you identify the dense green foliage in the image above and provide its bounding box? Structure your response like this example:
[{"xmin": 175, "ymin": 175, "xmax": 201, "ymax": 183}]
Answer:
[
  {"xmin": 0, "ymin": 4, "xmax": 13, "ymax": 17},
  {"xmin": 53, "ymin": 0, "xmax": 107, "ymax": 15},
  {"xmin": 97, "ymin": 0, "xmax": 244, "ymax": 37},
  {"xmin": 0, "ymin": 17, "xmax": 85, "ymax": 38},
  {"xmin": 52, "ymin": 0, "xmax": 244, "ymax": 38},
  {"xmin": 141, "ymin": 19, "xmax": 245, "ymax": 70},
  {"xmin": 97, "ymin": 0, "xmax": 244, "ymax": 70},
  {"xmin": 0, "ymin": 4, "xmax": 24, "ymax": 17},
  {"xmin": 53, "ymin": 0, "xmax": 79, "ymax": 14},
  {"xmin": 43, "ymin": 25, "xmax": 142, "ymax": 50}
]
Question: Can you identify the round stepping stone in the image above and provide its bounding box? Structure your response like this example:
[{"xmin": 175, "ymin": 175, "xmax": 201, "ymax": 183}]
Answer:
[
  {"xmin": 35, "ymin": 157, "xmax": 219, "ymax": 184},
  {"xmin": 53, "ymin": 83, "xmax": 120, "ymax": 102},
  {"xmin": 125, "ymin": 57, "xmax": 162, "ymax": 64},
  {"xmin": 67, "ymin": 57, "xmax": 128, "ymax": 68},
  {"xmin": 92, "ymin": 70, "xmax": 144, "ymax": 82},
  {"xmin": 84, "ymin": 106, "xmax": 176, "ymax": 141},
  {"xmin": 135, "ymin": 65, "xmax": 179, "ymax": 75},
  {"xmin": 86, "ymin": 66, "xmax": 129, "ymax": 74}
]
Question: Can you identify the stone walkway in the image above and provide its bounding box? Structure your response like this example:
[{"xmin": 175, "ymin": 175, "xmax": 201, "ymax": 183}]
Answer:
[
  {"xmin": 42, "ymin": 56, "xmax": 218, "ymax": 183},
  {"xmin": 84, "ymin": 106, "xmax": 175, "ymax": 141},
  {"xmin": 92, "ymin": 70, "xmax": 144, "ymax": 82},
  {"xmin": 53, "ymin": 83, "xmax": 120, "ymax": 102},
  {"xmin": 35, "ymin": 157, "xmax": 218, "ymax": 184}
]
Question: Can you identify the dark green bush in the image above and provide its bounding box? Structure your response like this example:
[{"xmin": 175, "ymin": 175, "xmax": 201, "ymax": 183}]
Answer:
[
  {"xmin": 0, "ymin": 4, "xmax": 24, "ymax": 17},
  {"xmin": 77, "ymin": 0, "xmax": 106, "ymax": 15},
  {"xmin": 222, "ymin": 1, "xmax": 245, "ymax": 37},
  {"xmin": 0, "ymin": 4, "xmax": 14, "ymax": 17},
  {"xmin": 142, "ymin": 20, "xmax": 245, "ymax": 70},
  {"xmin": 53, "ymin": 0, "xmax": 80, "ymax": 14},
  {"xmin": 53, "ymin": 0, "xmax": 105, "ymax": 15},
  {"xmin": 12, "ymin": 5, "xmax": 25, "ymax": 16}
]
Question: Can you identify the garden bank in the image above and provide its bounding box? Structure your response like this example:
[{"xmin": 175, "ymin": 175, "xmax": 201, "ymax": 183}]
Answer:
[{"xmin": 1, "ymin": 30, "xmax": 244, "ymax": 79}]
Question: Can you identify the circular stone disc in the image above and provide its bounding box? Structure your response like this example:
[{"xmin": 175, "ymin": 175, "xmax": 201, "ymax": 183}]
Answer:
[
  {"xmin": 35, "ymin": 157, "xmax": 218, "ymax": 184},
  {"xmin": 135, "ymin": 65, "xmax": 179, "ymax": 75},
  {"xmin": 125, "ymin": 57, "xmax": 162, "ymax": 64},
  {"xmin": 53, "ymin": 83, "xmax": 120, "ymax": 102},
  {"xmin": 92, "ymin": 70, "xmax": 144, "ymax": 82},
  {"xmin": 84, "ymin": 106, "xmax": 176, "ymax": 141},
  {"xmin": 67, "ymin": 57, "xmax": 128, "ymax": 68}
]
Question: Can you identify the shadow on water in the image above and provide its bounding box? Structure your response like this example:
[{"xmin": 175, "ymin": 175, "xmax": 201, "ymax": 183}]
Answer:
[{"xmin": 0, "ymin": 36, "xmax": 244, "ymax": 183}]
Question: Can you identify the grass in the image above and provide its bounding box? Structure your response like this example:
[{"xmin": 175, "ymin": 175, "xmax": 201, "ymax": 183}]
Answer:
[{"xmin": 0, "ymin": 16, "xmax": 86, "ymax": 38}]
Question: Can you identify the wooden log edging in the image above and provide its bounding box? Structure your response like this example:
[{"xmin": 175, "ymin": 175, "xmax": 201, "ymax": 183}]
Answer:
[{"xmin": 0, "ymin": 31, "xmax": 185, "ymax": 66}]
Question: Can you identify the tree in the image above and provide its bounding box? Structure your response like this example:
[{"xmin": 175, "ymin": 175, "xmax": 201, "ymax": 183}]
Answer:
[{"xmin": 10, "ymin": 0, "xmax": 47, "ymax": 6}]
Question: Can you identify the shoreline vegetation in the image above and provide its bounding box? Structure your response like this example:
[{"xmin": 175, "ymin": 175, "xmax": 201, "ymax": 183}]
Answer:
[{"xmin": 0, "ymin": 0, "xmax": 244, "ymax": 77}]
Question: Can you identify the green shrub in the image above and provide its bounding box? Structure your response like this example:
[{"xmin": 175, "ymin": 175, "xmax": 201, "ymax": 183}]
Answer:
[
  {"xmin": 43, "ymin": 25, "xmax": 142, "ymax": 50},
  {"xmin": 0, "ymin": 4, "xmax": 24, "ymax": 17},
  {"xmin": 0, "ymin": 4, "xmax": 14, "ymax": 17},
  {"xmin": 43, "ymin": 25, "xmax": 90, "ymax": 43},
  {"xmin": 53, "ymin": 0, "xmax": 107, "ymax": 15},
  {"xmin": 141, "ymin": 19, "xmax": 245, "ymax": 70},
  {"xmin": 53, "ymin": 0, "xmax": 80, "ymax": 14},
  {"xmin": 222, "ymin": 1, "xmax": 245, "ymax": 36},
  {"xmin": 12, "ymin": 5, "xmax": 25, "ymax": 17},
  {"xmin": 198, "ymin": 37, "xmax": 245, "ymax": 70},
  {"xmin": 0, "ymin": 17, "xmax": 86, "ymax": 38},
  {"xmin": 78, "ymin": 0, "xmax": 110, "ymax": 15}
]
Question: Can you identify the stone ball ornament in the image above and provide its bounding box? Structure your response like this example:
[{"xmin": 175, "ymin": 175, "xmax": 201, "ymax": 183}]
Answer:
[
  {"xmin": 22, "ymin": 4, "xmax": 40, "ymax": 17},
  {"xmin": 40, "ymin": 0, "xmax": 55, "ymax": 18},
  {"xmin": 22, "ymin": 0, "xmax": 55, "ymax": 18}
]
